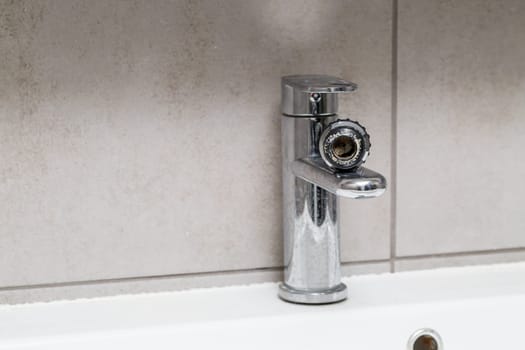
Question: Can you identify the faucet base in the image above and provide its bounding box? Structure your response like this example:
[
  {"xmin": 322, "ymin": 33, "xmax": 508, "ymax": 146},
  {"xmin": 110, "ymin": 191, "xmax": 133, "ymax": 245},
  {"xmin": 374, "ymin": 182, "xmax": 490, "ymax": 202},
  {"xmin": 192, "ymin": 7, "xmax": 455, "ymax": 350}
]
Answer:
[{"xmin": 277, "ymin": 283, "xmax": 347, "ymax": 305}]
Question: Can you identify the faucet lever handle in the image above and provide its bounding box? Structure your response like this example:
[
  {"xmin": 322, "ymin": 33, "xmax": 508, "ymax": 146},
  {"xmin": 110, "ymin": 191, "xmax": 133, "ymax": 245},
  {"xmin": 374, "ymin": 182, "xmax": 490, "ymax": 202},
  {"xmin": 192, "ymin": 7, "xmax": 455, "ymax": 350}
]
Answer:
[
  {"xmin": 282, "ymin": 75, "xmax": 357, "ymax": 93},
  {"xmin": 281, "ymin": 75, "xmax": 357, "ymax": 116}
]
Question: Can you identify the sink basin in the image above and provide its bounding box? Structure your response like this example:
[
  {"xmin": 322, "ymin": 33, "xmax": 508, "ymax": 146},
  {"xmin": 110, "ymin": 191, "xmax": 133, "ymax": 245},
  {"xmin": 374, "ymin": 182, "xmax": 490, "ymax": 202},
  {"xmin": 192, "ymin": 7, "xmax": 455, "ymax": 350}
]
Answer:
[{"xmin": 1, "ymin": 262, "xmax": 524, "ymax": 349}]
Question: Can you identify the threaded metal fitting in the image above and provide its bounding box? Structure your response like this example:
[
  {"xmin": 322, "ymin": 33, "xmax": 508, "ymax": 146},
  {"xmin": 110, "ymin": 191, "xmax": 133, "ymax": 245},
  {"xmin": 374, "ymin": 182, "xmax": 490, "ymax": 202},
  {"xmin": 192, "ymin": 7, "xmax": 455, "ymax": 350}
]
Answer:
[{"xmin": 319, "ymin": 119, "xmax": 370, "ymax": 170}]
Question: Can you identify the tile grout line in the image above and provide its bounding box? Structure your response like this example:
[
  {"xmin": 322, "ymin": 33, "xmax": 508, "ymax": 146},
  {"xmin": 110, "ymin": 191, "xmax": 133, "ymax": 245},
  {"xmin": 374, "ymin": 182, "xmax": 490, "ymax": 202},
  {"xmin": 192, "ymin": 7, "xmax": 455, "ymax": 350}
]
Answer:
[
  {"xmin": 2, "ymin": 247, "xmax": 525, "ymax": 293},
  {"xmin": 0, "ymin": 266, "xmax": 284, "ymax": 292},
  {"xmin": 396, "ymin": 246, "xmax": 525, "ymax": 261},
  {"xmin": 0, "ymin": 259, "xmax": 388, "ymax": 292},
  {"xmin": 389, "ymin": 0, "xmax": 399, "ymax": 273}
]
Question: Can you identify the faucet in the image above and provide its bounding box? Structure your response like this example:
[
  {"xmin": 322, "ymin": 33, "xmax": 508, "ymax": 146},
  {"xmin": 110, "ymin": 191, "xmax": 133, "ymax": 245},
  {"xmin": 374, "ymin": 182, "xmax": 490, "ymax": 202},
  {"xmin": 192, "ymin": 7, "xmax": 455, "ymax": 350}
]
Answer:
[{"xmin": 278, "ymin": 75, "xmax": 386, "ymax": 304}]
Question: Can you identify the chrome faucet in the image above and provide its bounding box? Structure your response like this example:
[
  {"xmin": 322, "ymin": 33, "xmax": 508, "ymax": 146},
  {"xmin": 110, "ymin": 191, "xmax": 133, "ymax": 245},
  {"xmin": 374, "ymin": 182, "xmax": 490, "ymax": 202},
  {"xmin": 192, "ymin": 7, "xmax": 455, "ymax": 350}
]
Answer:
[{"xmin": 278, "ymin": 75, "xmax": 386, "ymax": 304}]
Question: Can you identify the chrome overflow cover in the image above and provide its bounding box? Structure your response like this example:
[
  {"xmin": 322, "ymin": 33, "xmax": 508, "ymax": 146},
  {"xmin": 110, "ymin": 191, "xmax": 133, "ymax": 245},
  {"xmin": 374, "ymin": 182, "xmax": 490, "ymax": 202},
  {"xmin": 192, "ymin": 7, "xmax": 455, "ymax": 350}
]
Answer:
[{"xmin": 407, "ymin": 328, "xmax": 443, "ymax": 350}]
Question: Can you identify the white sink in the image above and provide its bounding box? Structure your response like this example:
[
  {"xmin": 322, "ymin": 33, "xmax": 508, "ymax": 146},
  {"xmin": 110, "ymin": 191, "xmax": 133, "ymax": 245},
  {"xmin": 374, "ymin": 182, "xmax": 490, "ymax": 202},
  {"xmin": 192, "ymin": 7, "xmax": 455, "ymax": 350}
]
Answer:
[{"xmin": 1, "ymin": 262, "xmax": 524, "ymax": 349}]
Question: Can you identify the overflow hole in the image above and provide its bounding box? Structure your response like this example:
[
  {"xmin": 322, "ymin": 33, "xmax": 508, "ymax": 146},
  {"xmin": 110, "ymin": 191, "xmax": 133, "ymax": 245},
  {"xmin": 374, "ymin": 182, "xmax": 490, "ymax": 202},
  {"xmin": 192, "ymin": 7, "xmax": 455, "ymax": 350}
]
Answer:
[
  {"xmin": 408, "ymin": 329, "xmax": 443, "ymax": 350},
  {"xmin": 413, "ymin": 335, "xmax": 438, "ymax": 350}
]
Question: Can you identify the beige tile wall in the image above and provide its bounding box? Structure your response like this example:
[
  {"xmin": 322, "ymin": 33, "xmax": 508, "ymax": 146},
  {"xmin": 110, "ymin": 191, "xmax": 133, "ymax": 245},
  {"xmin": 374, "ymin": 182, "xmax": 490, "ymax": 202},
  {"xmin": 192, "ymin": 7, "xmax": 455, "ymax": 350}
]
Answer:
[
  {"xmin": 1, "ymin": 0, "xmax": 524, "ymax": 303},
  {"xmin": 396, "ymin": 0, "xmax": 525, "ymax": 256},
  {"xmin": 0, "ymin": 0, "xmax": 392, "ymax": 302}
]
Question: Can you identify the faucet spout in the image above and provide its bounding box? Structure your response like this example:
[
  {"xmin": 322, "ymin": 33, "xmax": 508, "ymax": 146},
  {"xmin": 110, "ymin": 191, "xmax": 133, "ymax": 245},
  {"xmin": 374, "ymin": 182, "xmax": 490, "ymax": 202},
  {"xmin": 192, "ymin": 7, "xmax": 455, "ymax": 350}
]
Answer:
[{"xmin": 292, "ymin": 157, "xmax": 386, "ymax": 199}]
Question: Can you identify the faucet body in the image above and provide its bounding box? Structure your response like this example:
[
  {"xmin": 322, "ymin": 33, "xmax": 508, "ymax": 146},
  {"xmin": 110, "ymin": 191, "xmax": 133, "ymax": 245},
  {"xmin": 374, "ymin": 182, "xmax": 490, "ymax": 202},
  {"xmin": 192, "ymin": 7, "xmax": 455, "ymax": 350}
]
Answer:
[
  {"xmin": 278, "ymin": 75, "xmax": 386, "ymax": 304},
  {"xmin": 281, "ymin": 116, "xmax": 344, "ymax": 302}
]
